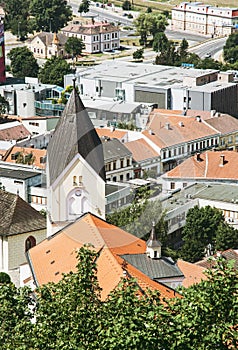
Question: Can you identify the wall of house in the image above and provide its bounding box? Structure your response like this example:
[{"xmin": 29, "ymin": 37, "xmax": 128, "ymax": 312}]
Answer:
[
  {"xmin": 16, "ymin": 90, "xmax": 36, "ymax": 117},
  {"xmin": 48, "ymin": 154, "xmax": 105, "ymax": 235},
  {"xmin": 8, "ymin": 229, "xmax": 46, "ymax": 271}
]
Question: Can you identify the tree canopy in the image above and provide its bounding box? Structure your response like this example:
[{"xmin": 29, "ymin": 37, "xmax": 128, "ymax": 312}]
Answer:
[
  {"xmin": 65, "ymin": 37, "xmax": 85, "ymax": 60},
  {"xmin": 134, "ymin": 13, "xmax": 167, "ymax": 46},
  {"xmin": 29, "ymin": 0, "xmax": 72, "ymax": 33},
  {"xmin": 38, "ymin": 56, "xmax": 72, "ymax": 86},
  {"xmin": 180, "ymin": 205, "xmax": 238, "ymax": 262},
  {"xmin": 78, "ymin": 0, "xmax": 90, "ymax": 14},
  {"xmin": 7, "ymin": 46, "xmax": 39, "ymax": 78},
  {"xmin": 4, "ymin": 0, "xmax": 31, "ymax": 39},
  {"xmin": 4, "ymin": 0, "xmax": 72, "ymax": 37},
  {"xmin": 0, "ymin": 246, "xmax": 237, "ymax": 349},
  {"xmin": 223, "ymin": 32, "xmax": 238, "ymax": 64}
]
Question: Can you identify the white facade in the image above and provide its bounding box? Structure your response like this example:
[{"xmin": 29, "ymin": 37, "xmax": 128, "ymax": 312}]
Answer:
[
  {"xmin": 61, "ymin": 22, "xmax": 120, "ymax": 54},
  {"xmin": 47, "ymin": 154, "xmax": 105, "ymax": 236},
  {"xmin": 172, "ymin": 2, "xmax": 238, "ymax": 36}
]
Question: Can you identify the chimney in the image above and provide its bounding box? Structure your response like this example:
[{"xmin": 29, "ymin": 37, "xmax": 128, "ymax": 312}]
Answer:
[
  {"xmin": 196, "ymin": 116, "xmax": 201, "ymax": 122},
  {"xmin": 179, "ymin": 121, "xmax": 184, "ymax": 127},
  {"xmin": 219, "ymin": 154, "xmax": 225, "ymax": 167},
  {"xmin": 196, "ymin": 153, "xmax": 201, "ymax": 161},
  {"xmin": 165, "ymin": 122, "xmax": 170, "ymax": 130},
  {"xmin": 210, "ymin": 110, "xmax": 216, "ymax": 117}
]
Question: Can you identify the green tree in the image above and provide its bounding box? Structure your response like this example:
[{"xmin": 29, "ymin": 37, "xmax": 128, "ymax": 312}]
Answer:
[
  {"xmin": 134, "ymin": 13, "xmax": 167, "ymax": 47},
  {"xmin": 155, "ymin": 40, "xmax": 180, "ymax": 66},
  {"xmin": 0, "ymin": 95, "xmax": 9, "ymax": 115},
  {"xmin": 168, "ymin": 258, "xmax": 238, "ymax": 349},
  {"xmin": 178, "ymin": 38, "xmax": 189, "ymax": 60},
  {"xmin": 133, "ymin": 48, "xmax": 144, "ymax": 61},
  {"xmin": 30, "ymin": 0, "xmax": 72, "ymax": 33},
  {"xmin": 0, "ymin": 272, "xmax": 11, "ymax": 284},
  {"xmin": 215, "ymin": 221, "xmax": 238, "ymax": 251},
  {"xmin": 4, "ymin": 0, "xmax": 31, "ymax": 39},
  {"xmin": 153, "ymin": 32, "xmax": 169, "ymax": 53},
  {"xmin": 7, "ymin": 46, "xmax": 39, "ymax": 78},
  {"xmin": 78, "ymin": 0, "xmax": 90, "ymax": 14},
  {"xmin": 38, "ymin": 56, "xmax": 72, "ymax": 86},
  {"xmin": 65, "ymin": 37, "xmax": 85, "ymax": 60},
  {"xmin": 223, "ymin": 32, "xmax": 238, "ymax": 63},
  {"xmin": 32, "ymin": 245, "xmax": 102, "ymax": 349},
  {"xmin": 180, "ymin": 205, "xmax": 233, "ymax": 262},
  {"xmin": 122, "ymin": 0, "xmax": 131, "ymax": 11},
  {"xmin": 0, "ymin": 282, "xmax": 33, "ymax": 349}
]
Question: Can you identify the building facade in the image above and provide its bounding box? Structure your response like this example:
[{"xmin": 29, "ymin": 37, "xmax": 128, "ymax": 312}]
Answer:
[
  {"xmin": 61, "ymin": 21, "xmax": 120, "ymax": 53},
  {"xmin": 172, "ymin": 2, "xmax": 238, "ymax": 37}
]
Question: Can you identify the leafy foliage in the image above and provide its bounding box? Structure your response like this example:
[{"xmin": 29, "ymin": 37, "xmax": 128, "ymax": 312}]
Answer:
[
  {"xmin": 0, "ymin": 95, "xmax": 9, "ymax": 115},
  {"xmin": 78, "ymin": 0, "xmax": 90, "ymax": 14},
  {"xmin": 0, "ymin": 272, "xmax": 11, "ymax": 284},
  {"xmin": 0, "ymin": 247, "xmax": 237, "ymax": 349},
  {"xmin": 106, "ymin": 186, "xmax": 167, "ymax": 241},
  {"xmin": 180, "ymin": 205, "xmax": 238, "ymax": 262},
  {"xmin": 65, "ymin": 37, "xmax": 85, "ymax": 60},
  {"xmin": 7, "ymin": 46, "xmax": 39, "ymax": 78},
  {"xmin": 168, "ymin": 258, "xmax": 238, "ymax": 349},
  {"xmin": 122, "ymin": 0, "xmax": 131, "ymax": 11},
  {"xmin": 223, "ymin": 32, "xmax": 238, "ymax": 64},
  {"xmin": 4, "ymin": 0, "xmax": 31, "ymax": 39},
  {"xmin": 134, "ymin": 13, "xmax": 167, "ymax": 47},
  {"xmin": 29, "ymin": 0, "xmax": 72, "ymax": 33},
  {"xmin": 38, "ymin": 56, "xmax": 72, "ymax": 86},
  {"xmin": 4, "ymin": 0, "xmax": 72, "ymax": 37},
  {"xmin": 133, "ymin": 48, "xmax": 144, "ymax": 61}
]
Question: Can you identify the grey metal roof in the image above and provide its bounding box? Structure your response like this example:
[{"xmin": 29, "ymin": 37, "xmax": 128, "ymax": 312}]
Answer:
[
  {"xmin": 121, "ymin": 253, "xmax": 184, "ymax": 280},
  {"xmin": 47, "ymin": 87, "xmax": 106, "ymax": 185},
  {"xmin": 0, "ymin": 168, "xmax": 40, "ymax": 180},
  {"xmin": 0, "ymin": 189, "xmax": 46, "ymax": 236},
  {"xmin": 102, "ymin": 138, "xmax": 132, "ymax": 162}
]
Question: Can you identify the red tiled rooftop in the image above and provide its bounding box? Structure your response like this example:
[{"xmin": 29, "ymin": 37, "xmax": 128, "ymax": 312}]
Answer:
[
  {"xmin": 163, "ymin": 150, "xmax": 238, "ymax": 180},
  {"xmin": 28, "ymin": 213, "xmax": 180, "ymax": 301},
  {"xmin": 125, "ymin": 138, "xmax": 159, "ymax": 162}
]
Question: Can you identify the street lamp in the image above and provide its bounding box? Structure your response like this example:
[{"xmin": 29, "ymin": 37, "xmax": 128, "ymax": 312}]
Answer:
[
  {"xmin": 49, "ymin": 18, "xmax": 52, "ymax": 32},
  {"xmin": 18, "ymin": 21, "xmax": 21, "ymax": 39}
]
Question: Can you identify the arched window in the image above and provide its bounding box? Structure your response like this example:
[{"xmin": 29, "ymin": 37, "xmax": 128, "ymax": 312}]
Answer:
[{"xmin": 25, "ymin": 236, "xmax": 36, "ymax": 252}]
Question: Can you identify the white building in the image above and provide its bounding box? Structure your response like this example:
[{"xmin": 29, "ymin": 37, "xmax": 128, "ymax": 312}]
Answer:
[
  {"xmin": 46, "ymin": 85, "xmax": 106, "ymax": 236},
  {"xmin": 61, "ymin": 21, "xmax": 120, "ymax": 53},
  {"xmin": 172, "ymin": 2, "xmax": 238, "ymax": 37}
]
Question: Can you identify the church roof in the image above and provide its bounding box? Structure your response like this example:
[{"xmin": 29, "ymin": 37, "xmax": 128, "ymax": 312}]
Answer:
[
  {"xmin": 27, "ymin": 213, "xmax": 180, "ymax": 301},
  {"xmin": 0, "ymin": 190, "xmax": 46, "ymax": 236},
  {"xmin": 47, "ymin": 87, "xmax": 106, "ymax": 185}
]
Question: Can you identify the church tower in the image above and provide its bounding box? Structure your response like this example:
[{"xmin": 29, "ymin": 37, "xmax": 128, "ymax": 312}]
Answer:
[
  {"xmin": 46, "ymin": 83, "xmax": 106, "ymax": 236},
  {"xmin": 146, "ymin": 222, "xmax": 162, "ymax": 259}
]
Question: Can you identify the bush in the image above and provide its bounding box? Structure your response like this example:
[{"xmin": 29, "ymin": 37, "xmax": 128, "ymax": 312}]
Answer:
[{"xmin": 0, "ymin": 272, "xmax": 11, "ymax": 284}]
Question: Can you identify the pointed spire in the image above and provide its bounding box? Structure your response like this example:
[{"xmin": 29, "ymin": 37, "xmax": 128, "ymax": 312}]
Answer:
[
  {"xmin": 47, "ymin": 85, "xmax": 106, "ymax": 185},
  {"xmin": 146, "ymin": 222, "xmax": 162, "ymax": 259}
]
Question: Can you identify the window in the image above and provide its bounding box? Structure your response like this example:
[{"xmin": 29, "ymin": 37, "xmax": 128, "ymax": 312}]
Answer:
[
  {"xmin": 113, "ymin": 161, "xmax": 116, "ymax": 170},
  {"xmin": 170, "ymin": 182, "xmax": 175, "ymax": 190},
  {"xmin": 120, "ymin": 159, "xmax": 124, "ymax": 168},
  {"xmin": 73, "ymin": 176, "xmax": 77, "ymax": 186},
  {"xmin": 127, "ymin": 159, "xmax": 130, "ymax": 166},
  {"xmin": 120, "ymin": 174, "xmax": 123, "ymax": 181},
  {"xmin": 25, "ymin": 236, "xmax": 36, "ymax": 252}
]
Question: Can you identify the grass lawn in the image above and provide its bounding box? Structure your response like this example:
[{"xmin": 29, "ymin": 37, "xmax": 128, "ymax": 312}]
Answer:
[{"xmin": 112, "ymin": 0, "xmax": 238, "ymax": 13}]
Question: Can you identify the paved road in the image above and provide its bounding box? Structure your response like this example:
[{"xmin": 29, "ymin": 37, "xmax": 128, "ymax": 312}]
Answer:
[{"xmin": 188, "ymin": 36, "xmax": 227, "ymax": 59}]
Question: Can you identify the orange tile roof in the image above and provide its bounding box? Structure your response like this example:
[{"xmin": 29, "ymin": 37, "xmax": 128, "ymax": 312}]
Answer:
[
  {"xmin": 143, "ymin": 110, "xmax": 217, "ymax": 149},
  {"xmin": 0, "ymin": 124, "xmax": 31, "ymax": 141},
  {"xmin": 177, "ymin": 259, "xmax": 207, "ymax": 288},
  {"xmin": 96, "ymin": 127, "xmax": 127, "ymax": 140},
  {"xmin": 163, "ymin": 150, "xmax": 238, "ymax": 180},
  {"xmin": 3, "ymin": 146, "xmax": 47, "ymax": 169},
  {"xmin": 125, "ymin": 138, "xmax": 159, "ymax": 162},
  {"xmin": 28, "ymin": 213, "xmax": 180, "ymax": 301}
]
